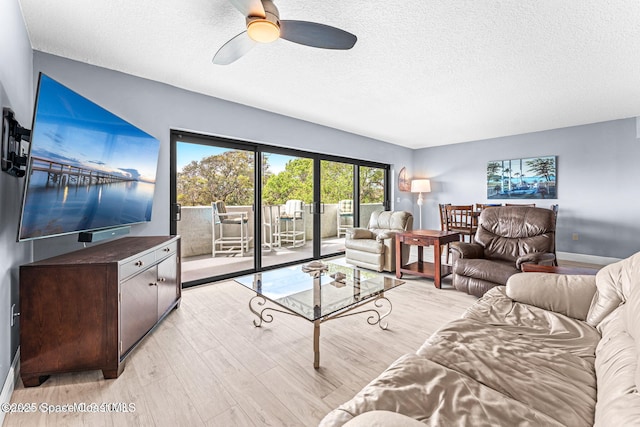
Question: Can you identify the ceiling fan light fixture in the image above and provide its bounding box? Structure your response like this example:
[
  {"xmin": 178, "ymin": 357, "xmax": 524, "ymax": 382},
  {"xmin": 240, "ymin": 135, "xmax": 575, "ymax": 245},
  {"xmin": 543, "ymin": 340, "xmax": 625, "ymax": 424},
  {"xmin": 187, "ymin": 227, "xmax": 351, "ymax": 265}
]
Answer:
[
  {"xmin": 247, "ymin": 19, "xmax": 280, "ymax": 43},
  {"xmin": 214, "ymin": 0, "xmax": 357, "ymax": 65}
]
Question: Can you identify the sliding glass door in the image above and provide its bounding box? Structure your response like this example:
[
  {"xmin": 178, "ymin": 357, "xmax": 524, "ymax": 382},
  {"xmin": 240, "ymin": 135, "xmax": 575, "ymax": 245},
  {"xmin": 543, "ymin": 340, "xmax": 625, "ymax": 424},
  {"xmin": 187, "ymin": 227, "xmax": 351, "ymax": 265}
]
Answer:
[
  {"xmin": 320, "ymin": 160, "xmax": 354, "ymax": 256},
  {"xmin": 173, "ymin": 137, "xmax": 255, "ymax": 283},
  {"xmin": 171, "ymin": 131, "xmax": 390, "ymax": 287},
  {"xmin": 359, "ymin": 166, "xmax": 387, "ymax": 227},
  {"xmin": 260, "ymin": 151, "xmax": 314, "ymax": 268}
]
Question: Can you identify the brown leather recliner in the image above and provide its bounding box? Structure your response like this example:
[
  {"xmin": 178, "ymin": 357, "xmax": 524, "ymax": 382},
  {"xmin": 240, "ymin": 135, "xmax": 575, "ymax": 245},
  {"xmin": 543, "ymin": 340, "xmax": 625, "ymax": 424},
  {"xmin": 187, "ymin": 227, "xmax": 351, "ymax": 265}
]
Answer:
[
  {"xmin": 345, "ymin": 210, "xmax": 413, "ymax": 272},
  {"xmin": 450, "ymin": 206, "xmax": 556, "ymax": 297}
]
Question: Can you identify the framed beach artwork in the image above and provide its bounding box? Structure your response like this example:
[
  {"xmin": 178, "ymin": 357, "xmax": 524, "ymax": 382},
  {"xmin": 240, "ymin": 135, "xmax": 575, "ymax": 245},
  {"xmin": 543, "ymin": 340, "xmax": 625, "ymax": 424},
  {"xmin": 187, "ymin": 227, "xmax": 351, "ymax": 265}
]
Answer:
[
  {"xmin": 487, "ymin": 156, "xmax": 556, "ymax": 199},
  {"xmin": 398, "ymin": 167, "xmax": 410, "ymax": 191}
]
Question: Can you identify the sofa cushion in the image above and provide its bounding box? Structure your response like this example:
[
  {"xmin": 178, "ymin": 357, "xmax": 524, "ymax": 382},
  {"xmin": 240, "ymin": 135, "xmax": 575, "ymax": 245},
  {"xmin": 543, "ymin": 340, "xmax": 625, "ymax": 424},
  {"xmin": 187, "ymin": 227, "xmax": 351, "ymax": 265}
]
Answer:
[
  {"xmin": 590, "ymin": 250, "xmax": 640, "ymax": 425},
  {"xmin": 506, "ymin": 272, "xmax": 597, "ymax": 321},
  {"xmin": 318, "ymin": 353, "xmax": 564, "ymax": 427},
  {"xmin": 586, "ymin": 268, "xmax": 624, "ymax": 328},
  {"xmin": 465, "ymin": 287, "xmax": 601, "ymax": 361},
  {"xmin": 453, "ymin": 258, "xmax": 519, "ymax": 285},
  {"xmin": 417, "ymin": 317, "xmax": 596, "ymax": 426},
  {"xmin": 369, "ymin": 210, "xmax": 412, "ymax": 231},
  {"xmin": 347, "ymin": 228, "xmax": 375, "ymax": 240},
  {"xmin": 594, "ymin": 305, "xmax": 640, "ymax": 425},
  {"xmin": 345, "ymin": 238, "xmax": 383, "ymax": 254}
]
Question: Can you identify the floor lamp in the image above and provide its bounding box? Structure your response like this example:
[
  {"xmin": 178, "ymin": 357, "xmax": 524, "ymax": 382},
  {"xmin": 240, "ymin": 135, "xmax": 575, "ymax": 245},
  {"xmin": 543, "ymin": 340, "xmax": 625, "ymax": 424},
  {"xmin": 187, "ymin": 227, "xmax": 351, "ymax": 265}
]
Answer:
[{"xmin": 411, "ymin": 179, "xmax": 431, "ymax": 229}]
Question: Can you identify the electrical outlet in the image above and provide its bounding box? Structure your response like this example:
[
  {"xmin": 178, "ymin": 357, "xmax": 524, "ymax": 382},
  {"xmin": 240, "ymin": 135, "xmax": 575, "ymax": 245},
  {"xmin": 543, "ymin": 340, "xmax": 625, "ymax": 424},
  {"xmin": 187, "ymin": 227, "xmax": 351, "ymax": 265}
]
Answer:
[{"xmin": 572, "ymin": 233, "xmax": 579, "ymax": 241}]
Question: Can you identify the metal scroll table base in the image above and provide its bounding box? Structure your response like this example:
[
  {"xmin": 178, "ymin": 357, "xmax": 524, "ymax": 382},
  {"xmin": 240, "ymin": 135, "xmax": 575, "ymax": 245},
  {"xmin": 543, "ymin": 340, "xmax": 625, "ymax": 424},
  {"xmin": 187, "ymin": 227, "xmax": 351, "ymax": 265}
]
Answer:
[{"xmin": 248, "ymin": 293, "xmax": 392, "ymax": 369}]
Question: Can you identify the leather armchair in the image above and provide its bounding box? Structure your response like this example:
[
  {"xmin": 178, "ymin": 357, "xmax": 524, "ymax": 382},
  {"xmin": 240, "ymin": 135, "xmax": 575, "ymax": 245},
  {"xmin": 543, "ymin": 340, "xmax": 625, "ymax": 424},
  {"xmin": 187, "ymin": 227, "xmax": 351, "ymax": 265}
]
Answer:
[
  {"xmin": 451, "ymin": 206, "xmax": 556, "ymax": 297},
  {"xmin": 345, "ymin": 210, "xmax": 413, "ymax": 272}
]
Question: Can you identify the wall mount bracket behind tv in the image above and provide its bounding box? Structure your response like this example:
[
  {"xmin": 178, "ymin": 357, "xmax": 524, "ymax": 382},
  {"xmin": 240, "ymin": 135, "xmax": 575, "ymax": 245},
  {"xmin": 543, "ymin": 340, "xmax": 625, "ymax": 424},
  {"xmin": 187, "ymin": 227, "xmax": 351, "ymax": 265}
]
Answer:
[{"xmin": 1, "ymin": 108, "xmax": 31, "ymax": 178}]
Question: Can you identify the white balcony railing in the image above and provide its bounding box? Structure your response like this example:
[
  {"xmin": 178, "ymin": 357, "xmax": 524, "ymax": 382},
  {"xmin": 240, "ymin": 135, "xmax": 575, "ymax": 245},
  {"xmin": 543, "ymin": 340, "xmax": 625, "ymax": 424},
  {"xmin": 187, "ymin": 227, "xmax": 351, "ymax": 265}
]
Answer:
[{"xmin": 176, "ymin": 203, "xmax": 383, "ymax": 258}]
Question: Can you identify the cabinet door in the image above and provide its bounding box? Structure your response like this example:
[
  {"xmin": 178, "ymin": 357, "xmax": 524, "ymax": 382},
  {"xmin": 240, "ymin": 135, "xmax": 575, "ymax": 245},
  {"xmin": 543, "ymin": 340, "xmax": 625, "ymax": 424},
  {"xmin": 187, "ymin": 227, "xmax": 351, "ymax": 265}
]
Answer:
[
  {"xmin": 157, "ymin": 254, "xmax": 178, "ymax": 318},
  {"xmin": 120, "ymin": 269, "xmax": 158, "ymax": 355}
]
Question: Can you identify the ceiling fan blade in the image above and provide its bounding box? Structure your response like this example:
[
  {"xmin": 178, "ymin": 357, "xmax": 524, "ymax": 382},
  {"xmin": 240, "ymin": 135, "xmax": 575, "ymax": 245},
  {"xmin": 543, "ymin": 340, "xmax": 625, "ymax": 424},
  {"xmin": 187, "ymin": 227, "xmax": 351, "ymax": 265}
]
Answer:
[
  {"xmin": 212, "ymin": 31, "xmax": 257, "ymax": 65},
  {"xmin": 279, "ymin": 20, "xmax": 357, "ymax": 50},
  {"xmin": 227, "ymin": 0, "xmax": 266, "ymax": 18}
]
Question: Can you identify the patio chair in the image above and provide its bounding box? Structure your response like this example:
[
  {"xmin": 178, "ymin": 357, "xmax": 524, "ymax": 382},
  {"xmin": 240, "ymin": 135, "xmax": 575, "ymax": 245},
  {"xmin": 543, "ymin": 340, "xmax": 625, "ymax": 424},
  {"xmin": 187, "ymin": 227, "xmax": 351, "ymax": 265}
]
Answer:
[
  {"xmin": 262, "ymin": 205, "xmax": 280, "ymax": 250},
  {"xmin": 336, "ymin": 199, "xmax": 354, "ymax": 237},
  {"xmin": 275, "ymin": 199, "xmax": 306, "ymax": 247},
  {"xmin": 211, "ymin": 201, "xmax": 251, "ymax": 256}
]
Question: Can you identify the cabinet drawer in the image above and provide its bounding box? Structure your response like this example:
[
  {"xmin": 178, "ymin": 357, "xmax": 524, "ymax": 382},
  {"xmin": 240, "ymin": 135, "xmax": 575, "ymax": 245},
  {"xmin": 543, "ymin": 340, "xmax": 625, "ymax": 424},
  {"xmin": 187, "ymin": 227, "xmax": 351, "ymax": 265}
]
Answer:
[
  {"xmin": 121, "ymin": 252, "xmax": 156, "ymax": 280},
  {"xmin": 155, "ymin": 241, "xmax": 177, "ymax": 260},
  {"xmin": 402, "ymin": 236, "xmax": 432, "ymax": 246}
]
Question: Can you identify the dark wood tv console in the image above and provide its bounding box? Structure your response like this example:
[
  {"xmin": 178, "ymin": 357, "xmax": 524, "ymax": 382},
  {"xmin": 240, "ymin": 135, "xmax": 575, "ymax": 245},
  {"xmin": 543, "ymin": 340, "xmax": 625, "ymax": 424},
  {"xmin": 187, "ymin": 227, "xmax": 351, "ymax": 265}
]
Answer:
[{"xmin": 19, "ymin": 236, "xmax": 181, "ymax": 387}]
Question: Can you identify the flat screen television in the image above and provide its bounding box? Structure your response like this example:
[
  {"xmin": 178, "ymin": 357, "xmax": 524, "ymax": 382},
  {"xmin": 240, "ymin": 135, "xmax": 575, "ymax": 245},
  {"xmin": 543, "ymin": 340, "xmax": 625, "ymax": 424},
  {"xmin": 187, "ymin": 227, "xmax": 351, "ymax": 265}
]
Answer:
[{"xmin": 17, "ymin": 73, "xmax": 160, "ymax": 241}]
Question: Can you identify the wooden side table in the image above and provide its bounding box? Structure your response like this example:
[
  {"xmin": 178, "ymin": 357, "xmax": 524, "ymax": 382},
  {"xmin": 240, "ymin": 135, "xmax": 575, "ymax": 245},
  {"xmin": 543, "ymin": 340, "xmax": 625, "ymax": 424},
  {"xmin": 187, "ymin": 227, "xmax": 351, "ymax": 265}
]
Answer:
[{"xmin": 395, "ymin": 230, "xmax": 461, "ymax": 288}]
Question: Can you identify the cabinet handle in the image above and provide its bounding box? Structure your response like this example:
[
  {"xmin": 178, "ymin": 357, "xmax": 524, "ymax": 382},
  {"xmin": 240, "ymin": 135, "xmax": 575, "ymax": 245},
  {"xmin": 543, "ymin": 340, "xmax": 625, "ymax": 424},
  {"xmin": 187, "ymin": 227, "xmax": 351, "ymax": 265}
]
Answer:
[
  {"xmin": 158, "ymin": 277, "xmax": 166, "ymax": 282},
  {"xmin": 135, "ymin": 261, "xmax": 144, "ymax": 267},
  {"xmin": 149, "ymin": 282, "xmax": 157, "ymax": 286},
  {"xmin": 163, "ymin": 248, "xmax": 170, "ymax": 252}
]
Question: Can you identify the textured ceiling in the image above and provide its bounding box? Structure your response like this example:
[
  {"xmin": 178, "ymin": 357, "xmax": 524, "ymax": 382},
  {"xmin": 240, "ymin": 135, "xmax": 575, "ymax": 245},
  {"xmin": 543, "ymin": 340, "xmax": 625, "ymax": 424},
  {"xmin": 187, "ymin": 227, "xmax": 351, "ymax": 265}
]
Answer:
[{"xmin": 17, "ymin": 0, "xmax": 640, "ymax": 149}]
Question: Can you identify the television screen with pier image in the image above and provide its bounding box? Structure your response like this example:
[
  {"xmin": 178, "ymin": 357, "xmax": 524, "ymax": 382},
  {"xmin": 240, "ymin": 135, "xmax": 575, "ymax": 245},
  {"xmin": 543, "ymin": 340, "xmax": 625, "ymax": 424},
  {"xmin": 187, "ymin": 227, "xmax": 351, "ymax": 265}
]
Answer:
[{"xmin": 17, "ymin": 73, "xmax": 160, "ymax": 241}]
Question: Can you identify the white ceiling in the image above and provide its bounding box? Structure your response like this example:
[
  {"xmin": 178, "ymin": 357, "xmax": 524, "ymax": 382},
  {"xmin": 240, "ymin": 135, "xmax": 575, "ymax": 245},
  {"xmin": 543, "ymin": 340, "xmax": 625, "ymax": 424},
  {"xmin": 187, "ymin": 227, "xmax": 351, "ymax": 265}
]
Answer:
[{"xmin": 17, "ymin": 0, "xmax": 640, "ymax": 149}]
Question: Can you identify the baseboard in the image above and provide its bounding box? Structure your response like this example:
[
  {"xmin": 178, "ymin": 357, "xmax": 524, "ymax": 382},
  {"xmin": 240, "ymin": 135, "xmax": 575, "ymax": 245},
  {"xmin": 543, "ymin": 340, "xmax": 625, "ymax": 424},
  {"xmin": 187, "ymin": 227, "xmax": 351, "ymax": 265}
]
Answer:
[
  {"xmin": 557, "ymin": 251, "xmax": 621, "ymax": 266},
  {"xmin": 0, "ymin": 347, "xmax": 20, "ymax": 426}
]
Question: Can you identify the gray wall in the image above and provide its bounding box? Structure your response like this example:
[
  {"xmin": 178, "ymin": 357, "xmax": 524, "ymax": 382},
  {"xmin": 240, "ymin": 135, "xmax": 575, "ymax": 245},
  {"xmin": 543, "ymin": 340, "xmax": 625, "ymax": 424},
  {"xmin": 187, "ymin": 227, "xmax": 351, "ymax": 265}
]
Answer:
[
  {"xmin": 0, "ymin": 0, "xmax": 34, "ymax": 392},
  {"xmin": 31, "ymin": 52, "xmax": 415, "ymax": 259},
  {"xmin": 413, "ymin": 118, "xmax": 640, "ymax": 260}
]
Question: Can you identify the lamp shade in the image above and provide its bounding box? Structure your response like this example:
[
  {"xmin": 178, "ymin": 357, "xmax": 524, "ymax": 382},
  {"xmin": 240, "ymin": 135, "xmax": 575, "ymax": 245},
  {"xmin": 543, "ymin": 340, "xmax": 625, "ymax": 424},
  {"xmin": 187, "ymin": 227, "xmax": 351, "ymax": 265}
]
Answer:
[{"xmin": 411, "ymin": 179, "xmax": 431, "ymax": 193}]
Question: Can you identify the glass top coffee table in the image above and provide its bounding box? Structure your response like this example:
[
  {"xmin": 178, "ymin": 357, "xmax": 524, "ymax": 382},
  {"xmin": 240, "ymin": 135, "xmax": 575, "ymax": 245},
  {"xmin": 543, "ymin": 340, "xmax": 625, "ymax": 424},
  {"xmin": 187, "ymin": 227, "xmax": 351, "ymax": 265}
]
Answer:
[{"xmin": 235, "ymin": 261, "xmax": 405, "ymax": 368}]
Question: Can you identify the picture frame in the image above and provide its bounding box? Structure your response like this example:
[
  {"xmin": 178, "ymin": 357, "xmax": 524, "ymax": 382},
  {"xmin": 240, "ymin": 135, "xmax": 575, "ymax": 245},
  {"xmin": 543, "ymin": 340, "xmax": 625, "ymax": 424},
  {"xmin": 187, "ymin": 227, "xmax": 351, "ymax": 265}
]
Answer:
[
  {"xmin": 487, "ymin": 156, "xmax": 556, "ymax": 199},
  {"xmin": 398, "ymin": 167, "xmax": 410, "ymax": 192}
]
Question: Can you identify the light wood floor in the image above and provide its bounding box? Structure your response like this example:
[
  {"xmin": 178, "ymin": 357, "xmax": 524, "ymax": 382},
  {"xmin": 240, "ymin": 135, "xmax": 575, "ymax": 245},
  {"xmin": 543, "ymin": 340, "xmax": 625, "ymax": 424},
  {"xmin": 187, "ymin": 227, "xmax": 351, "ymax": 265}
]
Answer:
[
  {"xmin": 5, "ymin": 274, "xmax": 478, "ymax": 427},
  {"xmin": 4, "ymin": 256, "xmax": 605, "ymax": 427}
]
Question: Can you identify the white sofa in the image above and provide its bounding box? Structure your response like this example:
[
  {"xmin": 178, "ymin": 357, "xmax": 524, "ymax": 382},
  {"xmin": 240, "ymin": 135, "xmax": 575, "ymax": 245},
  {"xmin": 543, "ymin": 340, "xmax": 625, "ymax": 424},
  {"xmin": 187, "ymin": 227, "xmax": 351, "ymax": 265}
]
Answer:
[{"xmin": 319, "ymin": 252, "xmax": 640, "ymax": 426}]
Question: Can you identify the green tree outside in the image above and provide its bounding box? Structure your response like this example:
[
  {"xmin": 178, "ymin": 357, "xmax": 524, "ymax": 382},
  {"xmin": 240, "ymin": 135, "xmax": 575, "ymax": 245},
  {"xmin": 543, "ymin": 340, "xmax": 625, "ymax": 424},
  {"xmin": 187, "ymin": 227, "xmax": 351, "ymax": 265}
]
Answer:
[
  {"xmin": 263, "ymin": 158, "xmax": 313, "ymax": 204},
  {"xmin": 178, "ymin": 152, "xmax": 385, "ymax": 207},
  {"xmin": 177, "ymin": 150, "xmax": 256, "ymax": 206}
]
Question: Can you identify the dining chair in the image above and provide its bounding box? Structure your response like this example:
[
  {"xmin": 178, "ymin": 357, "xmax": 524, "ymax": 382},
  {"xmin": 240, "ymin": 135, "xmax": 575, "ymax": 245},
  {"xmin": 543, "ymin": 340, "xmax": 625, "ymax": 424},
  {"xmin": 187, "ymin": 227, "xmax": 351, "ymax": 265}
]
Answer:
[
  {"xmin": 445, "ymin": 205, "xmax": 477, "ymax": 243},
  {"xmin": 476, "ymin": 203, "xmax": 502, "ymax": 215},
  {"xmin": 439, "ymin": 203, "xmax": 453, "ymax": 263},
  {"xmin": 475, "ymin": 203, "xmax": 502, "ymax": 211},
  {"xmin": 443, "ymin": 205, "xmax": 477, "ymax": 264},
  {"xmin": 438, "ymin": 203, "xmax": 450, "ymax": 231}
]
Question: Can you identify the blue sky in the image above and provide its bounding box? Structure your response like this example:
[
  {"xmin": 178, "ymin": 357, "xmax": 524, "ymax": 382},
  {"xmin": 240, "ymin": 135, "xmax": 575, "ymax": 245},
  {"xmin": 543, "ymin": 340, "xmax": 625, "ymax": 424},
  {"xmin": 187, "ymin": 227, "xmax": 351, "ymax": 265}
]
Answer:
[{"xmin": 31, "ymin": 74, "xmax": 160, "ymax": 182}]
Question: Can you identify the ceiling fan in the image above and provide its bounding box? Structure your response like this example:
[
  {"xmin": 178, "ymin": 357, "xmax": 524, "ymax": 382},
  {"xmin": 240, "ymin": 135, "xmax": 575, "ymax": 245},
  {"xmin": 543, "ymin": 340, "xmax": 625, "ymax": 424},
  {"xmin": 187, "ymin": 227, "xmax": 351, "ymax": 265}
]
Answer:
[{"xmin": 213, "ymin": 0, "xmax": 357, "ymax": 65}]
